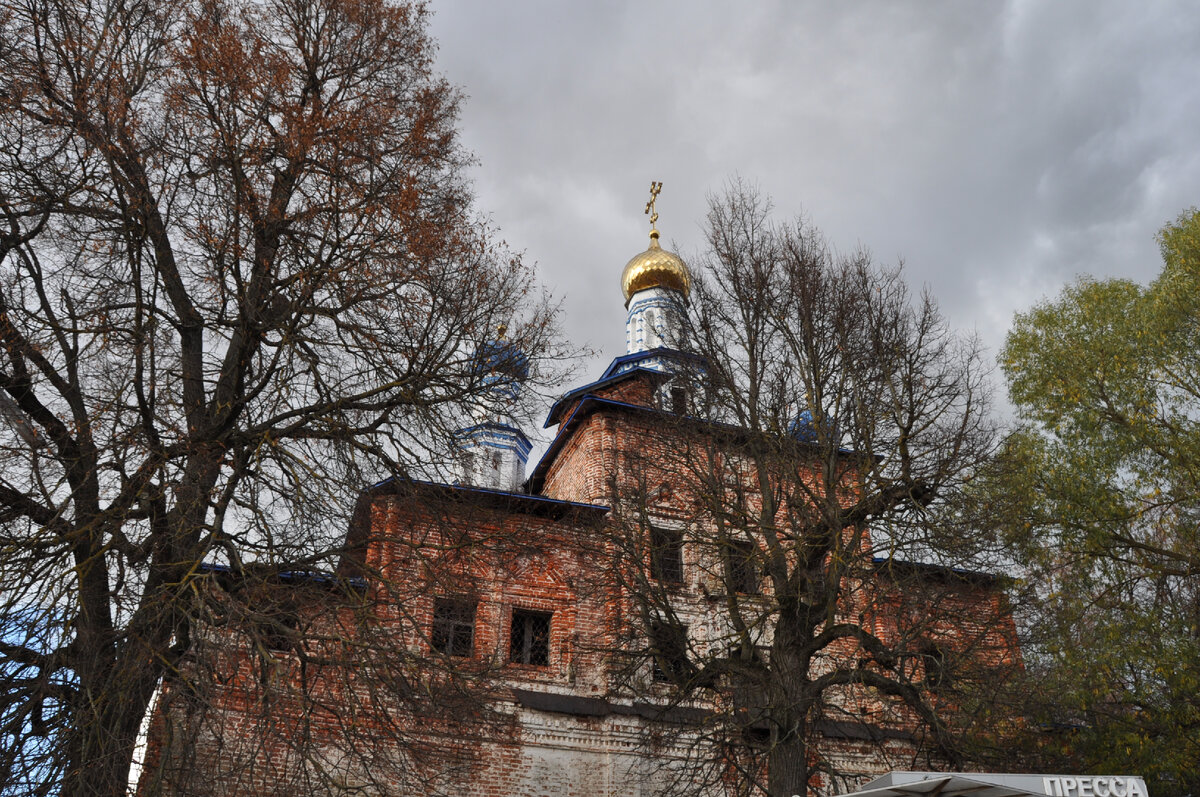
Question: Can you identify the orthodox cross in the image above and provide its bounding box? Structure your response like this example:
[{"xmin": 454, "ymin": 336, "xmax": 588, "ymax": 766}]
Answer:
[{"xmin": 644, "ymin": 181, "xmax": 663, "ymax": 228}]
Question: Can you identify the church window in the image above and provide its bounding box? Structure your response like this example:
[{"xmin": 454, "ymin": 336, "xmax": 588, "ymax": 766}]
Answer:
[
  {"xmin": 431, "ymin": 597, "xmax": 476, "ymax": 657},
  {"xmin": 650, "ymin": 619, "xmax": 690, "ymax": 683},
  {"xmin": 727, "ymin": 641, "xmax": 767, "ymax": 665},
  {"xmin": 921, "ymin": 644, "xmax": 950, "ymax": 689},
  {"xmin": 670, "ymin": 385, "xmax": 688, "ymax": 414},
  {"xmin": 742, "ymin": 725, "xmax": 771, "ymax": 748},
  {"xmin": 259, "ymin": 609, "xmax": 300, "ymax": 653},
  {"xmin": 510, "ymin": 608, "xmax": 552, "ymax": 666},
  {"xmin": 728, "ymin": 538, "xmax": 759, "ymax": 595},
  {"xmin": 650, "ymin": 526, "xmax": 684, "ymax": 585}
]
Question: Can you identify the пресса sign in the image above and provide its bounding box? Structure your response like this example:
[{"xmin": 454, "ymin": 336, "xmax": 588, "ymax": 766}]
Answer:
[{"xmin": 1042, "ymin": 778, "xmax": 1149, "ymax": 797}]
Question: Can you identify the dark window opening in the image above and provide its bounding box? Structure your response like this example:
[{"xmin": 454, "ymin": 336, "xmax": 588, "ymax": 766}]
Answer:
[
  {"xmin": 742, "ymin": 725, "xmax": 771, "ymax": 748},
  {"xmin": 259, "ymin": 610, "xmax": 300, "ymax": 652},
  {"xmin": 670, "ymin": 385, "xmax": 688, "ymax": 415},
  {"xmin": 431, "ymin": 598, "xmax": 477, "ymax": 657},
  {"xmin": 510, "ymin": 608, "xmax": 552, "ymax": 666},
  {"xmin": 921, "ymin": 645, "xmax": 950, "ymax": 689},
  {"xmin": 650, "ymin": 620, "xmax": 690, "ymax": 683},
  {"xmin": 726, "ymin": 642, "xmax": 766, "ymax": 665},
  {"xmin": 728, "ymin": 538, "xmax": 759, "ymax": 594},
  {"xmin": 650, "ymin": 526, "xmax": 684, "ymax": 585}
]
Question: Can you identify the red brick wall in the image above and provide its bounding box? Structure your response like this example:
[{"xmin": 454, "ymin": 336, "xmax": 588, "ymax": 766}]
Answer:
[{"xmin": 144, "ymin": 375, "xmax": 1022, "ymax": 797}]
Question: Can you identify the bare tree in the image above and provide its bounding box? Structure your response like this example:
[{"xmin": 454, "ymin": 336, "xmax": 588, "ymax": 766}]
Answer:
[
  {"xmin": 600, "ymin": 184, "xmax": 1017, "ymax": 797},
  {"xmin": 0, "ymin": 0, "xmax": 560, "ymax": 794}
]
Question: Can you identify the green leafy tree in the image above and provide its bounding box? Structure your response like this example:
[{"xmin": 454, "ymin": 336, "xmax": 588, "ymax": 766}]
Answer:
[{"xmin": 997, "ymin": 209, "xmax": 1200, "ymax": 794}]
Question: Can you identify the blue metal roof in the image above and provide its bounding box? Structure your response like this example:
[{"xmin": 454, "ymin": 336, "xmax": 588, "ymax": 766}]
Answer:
[
  {"xmin": 543, "ymin": 348, "xmax": 706, "ymax": 428},
  {"xmin": 364, "ymin": 475, "xmax": 609, "ymax": 517},
  {"xmin": 198, "ymin": 561, "xmax": 369, "ymax": 591},
  {"xmin": 871, "ymin": 556, "xmax": 1001, "ymax": 584},
  {"xmin": 543, "ymin": 367, "xmax": 664, "ymax": 428},
  {"xmin": 597, "ymin": 347, "xmax": 703, "ymax": 380}
]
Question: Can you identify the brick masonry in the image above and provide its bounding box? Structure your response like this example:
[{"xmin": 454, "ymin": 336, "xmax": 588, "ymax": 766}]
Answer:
[{"xmin": 141, "ymin": 369, "xmax": 1021, "ymax": 797}]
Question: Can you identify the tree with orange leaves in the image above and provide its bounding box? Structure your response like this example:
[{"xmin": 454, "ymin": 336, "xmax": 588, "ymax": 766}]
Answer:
[{"xmin": 0, "ymin": 0, "xmax": 558, "ymax": 793}]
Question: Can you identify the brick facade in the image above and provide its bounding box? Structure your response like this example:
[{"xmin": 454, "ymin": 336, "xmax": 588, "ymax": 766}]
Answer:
[{"xmin": 141, "ymin": 366, "xmax": 1020, "ymax": 797}]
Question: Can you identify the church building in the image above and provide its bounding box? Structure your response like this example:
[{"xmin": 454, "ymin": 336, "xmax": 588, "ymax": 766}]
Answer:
[{"xmin": 141, "ymin": 189, "xmax": 1020, "ymax": 797}]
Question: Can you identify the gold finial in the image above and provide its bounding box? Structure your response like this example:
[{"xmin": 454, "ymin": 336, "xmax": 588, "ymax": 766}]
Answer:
[
  {"xmin": 644, "ymin": 181, "xmax": 663, "ymax": 231},
  {"xmin": 496, "ymin": 323, "xmax": 508, "ymax": 340},
  {"xmin": 621, "ymin": 181, "xmax": 691, "ymax": 303}
]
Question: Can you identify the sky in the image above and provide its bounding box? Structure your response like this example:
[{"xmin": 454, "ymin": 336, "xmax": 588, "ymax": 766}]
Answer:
[{"xmin": 426, "ymin": 0, "xmax": 1200, "ymax": 429}]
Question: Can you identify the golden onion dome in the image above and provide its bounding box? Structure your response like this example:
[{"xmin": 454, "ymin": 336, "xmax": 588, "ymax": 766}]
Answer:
[{"xmin": 620, "ymin": 229, "xmax": 691, "ymax": 305}]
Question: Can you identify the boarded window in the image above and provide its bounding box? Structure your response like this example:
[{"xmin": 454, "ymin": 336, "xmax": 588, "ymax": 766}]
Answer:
[
  {"xmin": 650, "ymin": 526, "xmax": 684, "ymax": 585},
  {"xmin": 431, "ymin": 598, "xmax": 477, "ymax": 657},
  {"xmin": 510, "ymin": 608, "xmax": 552, "ymax": 666}
]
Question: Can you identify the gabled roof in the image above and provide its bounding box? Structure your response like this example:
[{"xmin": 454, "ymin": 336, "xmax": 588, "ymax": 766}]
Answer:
[
  {"xmin": 543, "ymin": 367, "xmax": 665, "ymax": 428},
  {"xmin": 529, "ymin": 395, "xmax": 668, "ymax": 494},
  {"xmin": 544, "ymin": 348, "xmax": 705, "ymax": 428},
  {"xmin": 597, "ymin": 347, "xmax": 705, "ymax": 381},
  {"xmin": 872, "ymin": 556, "xmax": 1002, "ymax": 585},
  {"xmin": 529, "ymin": 389, "xmax": 864, "ymax": 496}
]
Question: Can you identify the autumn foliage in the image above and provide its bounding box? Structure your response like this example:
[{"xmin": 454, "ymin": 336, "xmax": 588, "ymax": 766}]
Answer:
[{"xmin": 0, "ymin": 0, "xmax": 557, "ymax": 794}]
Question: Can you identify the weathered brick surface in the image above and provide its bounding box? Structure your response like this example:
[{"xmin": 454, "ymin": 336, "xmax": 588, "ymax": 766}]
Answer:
[{"xmin": 143, "ymin": 369, "xmax": 1020, "ymax": 797}]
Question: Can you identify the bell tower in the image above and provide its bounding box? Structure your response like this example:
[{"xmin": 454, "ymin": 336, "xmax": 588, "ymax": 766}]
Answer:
[
  {"xmin": 457, "ymin": 327, "xmax": 533, "ymax": 492},
  {"xmin": 620, "ymin": 182, "xmax": 692, "ymax": 358}
]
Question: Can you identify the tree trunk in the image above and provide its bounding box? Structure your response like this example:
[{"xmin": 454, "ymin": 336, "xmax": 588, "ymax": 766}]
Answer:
[
  {"xmin": 64, "ymin": 591, "xmax": 172, "ymax": 797},
  {"xmin": 768, "ymin": 614, "xmax": 817, "ymax": 797},
  {"xmin": 767, "ymin": 719, "xmax": 812, "ymax": 797},
  {"xmin": 63, "ymin": 668, "xmax": 160, "ymax": 797}
]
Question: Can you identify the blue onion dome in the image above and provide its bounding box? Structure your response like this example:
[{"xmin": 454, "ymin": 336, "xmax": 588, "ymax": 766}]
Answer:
[
  {"xmin": 789, "ymin": 409, "xmax": 837, "ymax": 443},
  {"xmin": 474, "ymin": 325, "xmax": 530, "ymax": 397},
  {"xmin": 789, "ymin": 410, "xmax": 818, "ymax": 443},
  {"xmin": 476, "ymin": 340, "xmax": 530, "ymax": 380}
]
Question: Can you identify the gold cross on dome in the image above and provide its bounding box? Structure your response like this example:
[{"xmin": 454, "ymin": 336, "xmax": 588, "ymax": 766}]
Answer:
[{"xmin": 644, "ymin": 181, "xmax": 663, "ymax": 228}]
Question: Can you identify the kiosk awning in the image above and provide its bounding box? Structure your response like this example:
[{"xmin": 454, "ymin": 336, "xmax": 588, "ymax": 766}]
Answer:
[{"xmin": 845, "ymin": 772, "xmax": 1149, "ymax": 797}]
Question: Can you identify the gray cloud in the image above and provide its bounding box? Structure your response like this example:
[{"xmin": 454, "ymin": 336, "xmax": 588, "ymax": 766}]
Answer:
[{"xmin": 428, "ymin": 0, "xmax": 1200, "ymax": 434}]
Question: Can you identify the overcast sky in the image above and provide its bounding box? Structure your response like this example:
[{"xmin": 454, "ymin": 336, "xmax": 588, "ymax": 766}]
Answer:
[{"xmin": 426, "ymin": 0, "xmax": 1200, "ymax": 427}]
